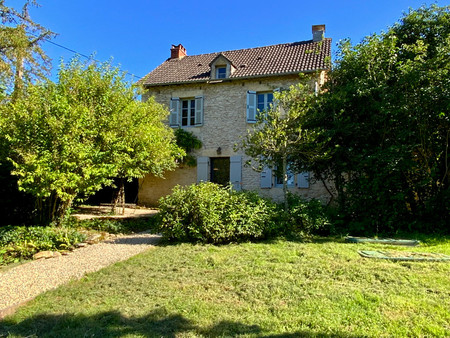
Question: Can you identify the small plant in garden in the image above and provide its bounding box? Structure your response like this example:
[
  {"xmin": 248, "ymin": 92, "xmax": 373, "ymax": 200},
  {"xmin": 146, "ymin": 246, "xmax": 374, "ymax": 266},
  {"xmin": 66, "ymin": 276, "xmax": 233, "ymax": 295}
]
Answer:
[
  {"xmin": 0, "ymin": 225, "xmax": 86, "ymax": 265},
  {"xmin": 158, "ymin": 182, "xmax": 278, "ymax": 243},
  {"xmin": 0, "ymin": 217, "xmax": 157, "ymax": 265},
  {"xmin": 72, "ymin": 217, "xmax": 158, "ymax": 234}
]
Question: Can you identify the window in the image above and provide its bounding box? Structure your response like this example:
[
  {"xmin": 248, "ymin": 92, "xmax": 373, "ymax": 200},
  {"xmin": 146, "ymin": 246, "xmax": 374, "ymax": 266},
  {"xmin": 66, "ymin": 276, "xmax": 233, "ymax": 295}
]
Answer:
[
  {"xmin": 247, "ymin": 91, "xmax": 275, "ymax": 123},
  {"xmin": 216, "ymin": 66, "xmax": 226, "ymax": 79},
  {"xmin": 275, "ymin": 164, "xmax": 295, "ymax": 187},
  {"xmin": 259, "ymin": 165, "xmax": 310, "ymax": 189},
  {"xmin": 257, "ymin": 92, "xmax": 274, "ymax": 114},
  {"xmin": 181, "ymin": 99, "xmax": 196, "ymax": 126},
  {"xmin": 170, "ymin": 96, "xmax": 203, "ymax": 127}
]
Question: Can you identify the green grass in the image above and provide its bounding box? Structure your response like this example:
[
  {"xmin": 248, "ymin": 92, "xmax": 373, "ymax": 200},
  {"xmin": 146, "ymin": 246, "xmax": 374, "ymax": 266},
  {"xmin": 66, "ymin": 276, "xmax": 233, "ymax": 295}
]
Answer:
[{"xmin": 1, "ymin": 236, "xmax": 449, "ymax": 337}]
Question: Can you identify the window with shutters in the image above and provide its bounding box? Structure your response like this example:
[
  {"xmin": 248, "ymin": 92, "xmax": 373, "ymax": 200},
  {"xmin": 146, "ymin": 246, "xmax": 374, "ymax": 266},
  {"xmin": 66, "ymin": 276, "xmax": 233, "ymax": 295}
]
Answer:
[
  {"xmin": 260, "ymin": 162, "xmax": 310, "ymax": 189},
  {"xmin": 257, "ymin": 92, "xmax": 274, "ymax": 115},
  {"xmin": 247, "ymin": 91, "xmax": 275, "ymax": 123},
  {"xmin": 275, "ymin": 164, "xmax": 295, "ymax": 187},
  {"xmin": 170, "ymin": 96, "xmax": 203, "ymax": 127}
]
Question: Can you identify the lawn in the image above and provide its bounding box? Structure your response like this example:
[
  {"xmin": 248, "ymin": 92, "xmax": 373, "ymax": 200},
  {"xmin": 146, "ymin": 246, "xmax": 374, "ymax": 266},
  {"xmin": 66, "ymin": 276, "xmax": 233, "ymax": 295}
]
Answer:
[{"xmin": 1, "ymin": 236, "xmax": 449, "ymax": 337}]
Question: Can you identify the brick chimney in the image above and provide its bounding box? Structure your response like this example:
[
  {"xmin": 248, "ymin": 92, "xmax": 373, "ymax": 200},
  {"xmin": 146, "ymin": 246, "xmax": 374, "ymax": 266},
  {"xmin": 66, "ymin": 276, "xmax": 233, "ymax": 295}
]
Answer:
[
  {"xmin": 170, "ymin": 44, "xmax": 187, "ymax": 59},
  {"xmin": 312, "ymin": 25, "xmax": 326, "ymax": 42}
]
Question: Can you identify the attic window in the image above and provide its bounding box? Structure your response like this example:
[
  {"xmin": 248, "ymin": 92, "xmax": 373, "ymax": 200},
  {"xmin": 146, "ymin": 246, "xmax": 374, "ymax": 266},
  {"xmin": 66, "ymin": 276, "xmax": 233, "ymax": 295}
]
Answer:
[{"xmin": 216, "ymin": 66, "xmax": 226, "ymax": 79}]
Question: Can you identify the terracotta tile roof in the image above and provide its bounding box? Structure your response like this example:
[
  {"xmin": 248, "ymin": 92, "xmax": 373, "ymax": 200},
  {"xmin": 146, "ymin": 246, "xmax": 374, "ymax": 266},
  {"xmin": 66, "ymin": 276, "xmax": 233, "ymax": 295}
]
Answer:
[{"xmin": 139, "ymin": 38, "xmax": 331, "ymax": 86}]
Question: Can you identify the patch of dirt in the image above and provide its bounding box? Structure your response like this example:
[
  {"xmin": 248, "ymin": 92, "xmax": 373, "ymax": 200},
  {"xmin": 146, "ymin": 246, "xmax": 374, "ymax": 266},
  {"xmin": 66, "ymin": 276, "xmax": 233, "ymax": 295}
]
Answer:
[{"xmin": 72, "ymin": 205, "xmax": 158, "ymax": 220}]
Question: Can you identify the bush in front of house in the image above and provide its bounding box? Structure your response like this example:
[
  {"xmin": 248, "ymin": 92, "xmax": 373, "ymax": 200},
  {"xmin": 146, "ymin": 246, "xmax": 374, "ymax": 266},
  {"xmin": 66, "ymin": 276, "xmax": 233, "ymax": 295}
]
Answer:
[
  {"xmin": 278, "ymin": 193, "xmax": 331, "ymax": 235},
  {"xmin": 157, "ymin": 182, "xmax": 278, "ymax": 243}
]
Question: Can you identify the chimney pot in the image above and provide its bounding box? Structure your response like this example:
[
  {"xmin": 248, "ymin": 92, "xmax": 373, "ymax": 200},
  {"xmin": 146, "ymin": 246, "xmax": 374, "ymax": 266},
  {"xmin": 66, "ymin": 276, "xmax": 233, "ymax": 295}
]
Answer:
[
  {"xmin": 171, "ymin": 44, "xmax": 187, "ymax": 59},
  {"xmin": 312, "ymin": 24, "xmax": 326, "ymax": 42}
]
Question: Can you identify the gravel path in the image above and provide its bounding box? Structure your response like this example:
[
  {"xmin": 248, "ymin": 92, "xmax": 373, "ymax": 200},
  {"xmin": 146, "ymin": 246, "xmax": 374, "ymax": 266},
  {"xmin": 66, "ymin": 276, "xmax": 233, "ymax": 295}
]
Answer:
[{"xmin": 0, "ymin": 231, "xmax": 161, "ymax": 319}]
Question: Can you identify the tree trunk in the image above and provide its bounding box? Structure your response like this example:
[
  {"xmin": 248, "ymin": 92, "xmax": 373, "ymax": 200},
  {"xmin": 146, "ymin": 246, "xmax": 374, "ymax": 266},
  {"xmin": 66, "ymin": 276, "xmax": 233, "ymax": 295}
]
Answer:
[
  {"xmin": 282, "ymin": 154, "xmax": 288, "ymax": 211},
  {"xmin": 54, "ymin": 197, "xmax": 73, "ymax": 226},
  {"xmin": 11, "ymin": 50, "xmax": 24, "ymax": 103},
  {"xmin": 112, "ymin": 178, "xmax": 125, "ymax": 215}
]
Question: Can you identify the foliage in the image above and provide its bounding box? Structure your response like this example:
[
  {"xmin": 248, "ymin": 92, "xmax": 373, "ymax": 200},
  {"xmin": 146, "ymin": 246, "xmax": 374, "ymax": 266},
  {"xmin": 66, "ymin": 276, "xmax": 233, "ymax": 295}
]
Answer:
[
  {"xmin": 0, "ymin": 0, "xmax": 55, "ymax": 100},
  {"xmin": 0, "ymin": 216, "xmax": 157, "ymax": 265},
  {"xmin": 0, "ymin": 1, "xmax": 53, "ymax": 225},
  {"xmin": 239, "ymin": 77, "xmax": 323, "ymax": 209},
  {"xmin": 2, "ymin": 238, "xmax": 449, "ymax": 336},
  {"xmin": 2, "ymin": 58, "xmax": 183, "ymax": 223},
  {"xmin": 157, "ymin": 182, "xmax": 278, "ymax": 243},
  {"xmin": 0, "ymin": 135, "xmax": 36, "ymax": 226},
  {"xmin": 69, "ymin": 217, "xmax": 158, "ymax": 234},
  {"xmin": 302, "ymin": 5, "xmax": 450, "ymax": 234},
  {"xmin": 0, "ymin": 225, "xmax": 86, "ymax": 265},
  {"xmin": 174, "ymin": 128, "xmax": 202, "ymax": 166},
  {"xmin": 278, "ymin": 193, "xmax": 331, "ymax": 235}
]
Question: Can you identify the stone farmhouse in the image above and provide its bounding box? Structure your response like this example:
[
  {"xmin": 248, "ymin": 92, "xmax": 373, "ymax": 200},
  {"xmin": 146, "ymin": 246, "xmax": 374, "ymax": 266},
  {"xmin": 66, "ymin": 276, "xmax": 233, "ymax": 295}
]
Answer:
[{"xmin": 138, "ymin": 25, "xmax": 331, "ymax": 206}]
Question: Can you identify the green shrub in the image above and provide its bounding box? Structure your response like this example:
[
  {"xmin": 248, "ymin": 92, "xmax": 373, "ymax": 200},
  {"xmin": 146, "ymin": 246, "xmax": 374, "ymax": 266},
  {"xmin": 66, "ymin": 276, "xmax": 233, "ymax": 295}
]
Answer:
[
  {"xmin": 64, "ymin": 217, "xmax": 158, "ymax": 234},
  {"xmin": 277, "ymin": 193, "xmax": 331, "ymax": 235},
  {"xmin": 158, "ymin": 182, "xmax": 277, "ymax": 243},
  {"xmin": 0, "ymin": 225, "xmax": 86, "ymax": 265}
]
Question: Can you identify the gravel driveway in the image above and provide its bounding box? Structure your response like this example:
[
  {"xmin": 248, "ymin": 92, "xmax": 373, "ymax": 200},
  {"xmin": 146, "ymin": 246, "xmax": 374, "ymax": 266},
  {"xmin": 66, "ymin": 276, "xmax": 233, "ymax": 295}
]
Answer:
[{"xmin": 0, "ymin": 231, "xmax": 161, "ymax": 319}]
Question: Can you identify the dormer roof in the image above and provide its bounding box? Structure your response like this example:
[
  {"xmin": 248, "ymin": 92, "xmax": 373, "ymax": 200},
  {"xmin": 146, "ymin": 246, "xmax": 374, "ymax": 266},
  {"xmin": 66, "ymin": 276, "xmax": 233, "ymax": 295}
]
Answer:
[
  {"xmin": 139, "ymin": 38, "xmax": 331, "ymax": 87},
  {"xmin": 209, "ymin": 53, "xmax": 234, "ymax": 67}
]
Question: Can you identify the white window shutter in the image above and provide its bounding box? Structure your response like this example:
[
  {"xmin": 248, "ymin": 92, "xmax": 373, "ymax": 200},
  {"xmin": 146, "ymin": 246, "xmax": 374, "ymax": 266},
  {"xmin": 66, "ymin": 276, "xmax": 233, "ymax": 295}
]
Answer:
[
  {"xmin": 246, "ymin": 91, "xmax": 256, "ymax": 123},
  {"xmin": 260, "ymin": 166, "xmax": 272, "ymax": 188},
  {"xmin": 169, "ymin": 97, "xmax": 180, "ymax": 127},
  {"xmin": 297, "ymin": 171, "xmax": 310, "ymax": 188},
  {"xmin": 195, "ymin": 96, "xmax": 203, "ymax": 126},
  {"xmin": 230, "ymin": 156, "xmax": 242, "ymax": 191},
  {"xmin": 197, "ymin": 157, "xmax": 209, "ymax": 183}
]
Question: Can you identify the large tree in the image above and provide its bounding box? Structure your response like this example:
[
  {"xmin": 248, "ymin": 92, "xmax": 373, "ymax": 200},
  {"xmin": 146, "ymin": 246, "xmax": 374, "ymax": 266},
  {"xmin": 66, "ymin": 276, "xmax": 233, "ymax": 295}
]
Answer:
[
  {"xmin": 0, "ymin": 0, "xmax": 54, "ymax": 101},
  {"xmin": 302, "ymin": 5, "xmax": 449, "ymax": 233},
  {"xmin": 0, "ymin": 1, "xmax": 54, "ymax": 225},
  {"xmin": 2, "ymin": 58, "xmax": 183, "ymax": 223}
]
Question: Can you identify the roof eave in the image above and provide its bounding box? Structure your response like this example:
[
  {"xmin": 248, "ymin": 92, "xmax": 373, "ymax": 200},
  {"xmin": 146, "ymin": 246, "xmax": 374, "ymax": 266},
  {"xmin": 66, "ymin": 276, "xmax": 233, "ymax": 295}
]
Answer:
[{"xmin": 141, "ymin": 68, "xmax": 330, "ymax": 88}]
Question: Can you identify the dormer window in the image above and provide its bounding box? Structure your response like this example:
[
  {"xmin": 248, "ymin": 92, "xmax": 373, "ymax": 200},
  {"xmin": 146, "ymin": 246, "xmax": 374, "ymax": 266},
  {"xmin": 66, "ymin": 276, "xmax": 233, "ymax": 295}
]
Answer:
[
  {"xmin": 209, "ymin": 54, "xmax": 235, "ymax": 80},
  {"xmin": 216, "ymin": 66, "xmax": 227, "ymax": 79}
]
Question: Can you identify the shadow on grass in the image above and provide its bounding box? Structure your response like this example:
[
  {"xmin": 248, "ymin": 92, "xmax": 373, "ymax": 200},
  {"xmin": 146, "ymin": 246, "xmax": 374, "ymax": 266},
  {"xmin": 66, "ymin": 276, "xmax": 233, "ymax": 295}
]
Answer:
[{"xmin": 0, "ymin": 308, "xmax": 364, "ymax": 337}]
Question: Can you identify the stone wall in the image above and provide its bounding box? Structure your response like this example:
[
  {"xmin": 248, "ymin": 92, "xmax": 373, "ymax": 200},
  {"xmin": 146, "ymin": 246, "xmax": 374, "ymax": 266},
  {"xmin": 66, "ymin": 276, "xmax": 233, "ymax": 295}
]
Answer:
[
  {"xmin": 138, "ymin": 73, "xmax": 331, "ymax": 206},
  {"xmin": 138, "ymin": 165, "xmax": 196, "ymax": 206}
]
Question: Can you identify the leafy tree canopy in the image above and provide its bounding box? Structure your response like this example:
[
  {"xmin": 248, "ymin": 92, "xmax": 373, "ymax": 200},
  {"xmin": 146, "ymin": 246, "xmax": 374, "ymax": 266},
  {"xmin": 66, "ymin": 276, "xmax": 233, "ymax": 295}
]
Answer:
[
  {"xmin": 0, "ymin": 0, "xmax": 54, "ymax": 100},
  {"xmin": 2, "ymin": 58, "xmax": 184, "ymax": 223},
  {"xmin": 239, "ymin": 76, "xmax": 322, "ymax": 209},
  {"xmin": 303, "ymin": 5, "xmax": 449, "ymax": 233}
]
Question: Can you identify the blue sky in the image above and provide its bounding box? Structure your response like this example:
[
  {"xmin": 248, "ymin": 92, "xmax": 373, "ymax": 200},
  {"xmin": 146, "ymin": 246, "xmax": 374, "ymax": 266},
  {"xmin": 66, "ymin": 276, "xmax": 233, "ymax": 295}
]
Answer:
[{"xmin": 9, "ymin": 0, "xmax": 448, "ymax": 82}]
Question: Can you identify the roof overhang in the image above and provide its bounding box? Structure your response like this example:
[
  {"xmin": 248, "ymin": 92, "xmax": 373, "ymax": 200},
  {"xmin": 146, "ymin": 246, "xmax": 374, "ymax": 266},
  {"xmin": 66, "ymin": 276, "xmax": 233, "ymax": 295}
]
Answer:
[{"xmin": 141, "ymin": 68, "xmax": 329, "ymax": 88}]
